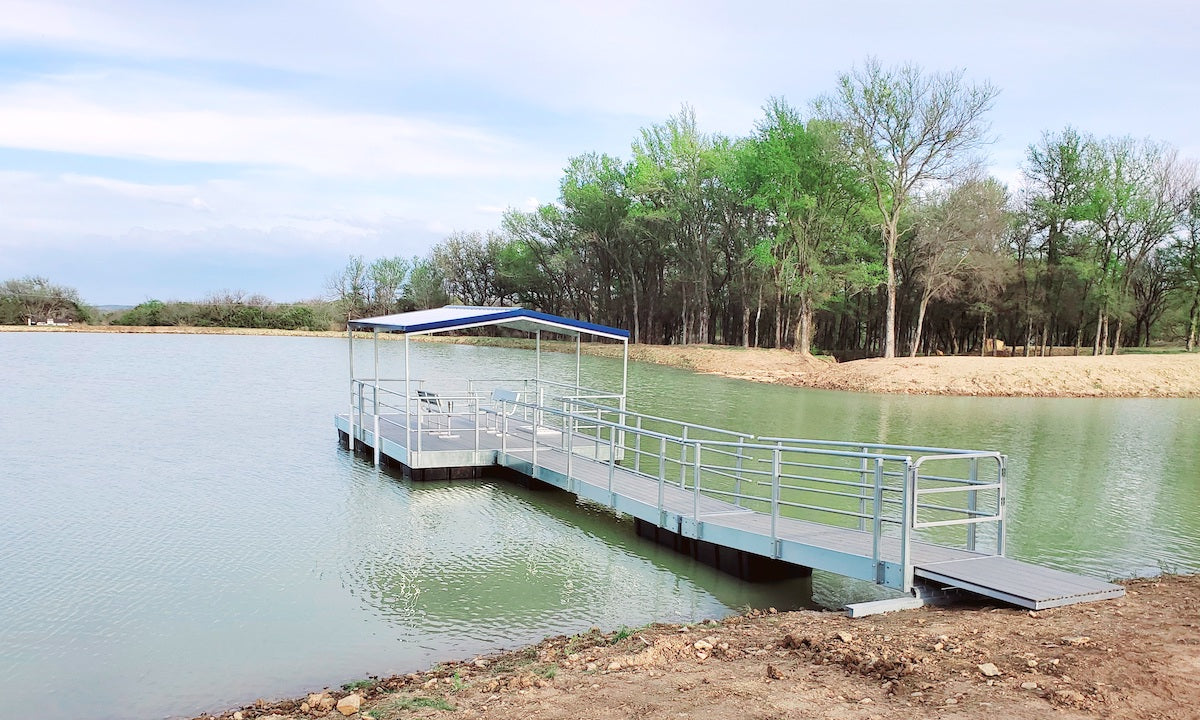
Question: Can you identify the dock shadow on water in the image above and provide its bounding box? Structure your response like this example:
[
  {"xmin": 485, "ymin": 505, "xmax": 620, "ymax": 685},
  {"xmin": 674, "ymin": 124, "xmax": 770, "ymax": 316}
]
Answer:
[{"xmin": 340, "ymin": 459, "xmax": 827, "ymax": 644}]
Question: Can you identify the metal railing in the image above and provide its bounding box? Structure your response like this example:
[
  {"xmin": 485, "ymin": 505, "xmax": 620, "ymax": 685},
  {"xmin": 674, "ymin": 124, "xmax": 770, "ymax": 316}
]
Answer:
[{"xmin": 345, "ymin": 381, "xmax": 1006, "ymax": 593}]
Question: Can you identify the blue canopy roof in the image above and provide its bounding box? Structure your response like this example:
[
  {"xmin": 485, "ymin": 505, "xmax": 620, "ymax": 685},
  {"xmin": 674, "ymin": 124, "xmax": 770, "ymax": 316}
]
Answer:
[{"xmin": 348, "ymin": 305, "xmax": 630, "ymax": 340}]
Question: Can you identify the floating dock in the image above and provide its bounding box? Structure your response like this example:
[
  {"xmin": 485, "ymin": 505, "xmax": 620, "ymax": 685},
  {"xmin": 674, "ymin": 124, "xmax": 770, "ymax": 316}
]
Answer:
[{"xmin": 336, "ymin": 306, "xmax": 1125, "ymax": 615}]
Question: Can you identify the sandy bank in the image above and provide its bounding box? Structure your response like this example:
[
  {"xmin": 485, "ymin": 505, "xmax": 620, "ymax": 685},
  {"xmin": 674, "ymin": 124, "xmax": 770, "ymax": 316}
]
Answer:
[
  {"xmin": 7, "ymin": 325, "xmax": 1198, "ymax": 398},
  {"xmin": 198, "ymin": 574, "xmax": 1197, "ymax": 720}
]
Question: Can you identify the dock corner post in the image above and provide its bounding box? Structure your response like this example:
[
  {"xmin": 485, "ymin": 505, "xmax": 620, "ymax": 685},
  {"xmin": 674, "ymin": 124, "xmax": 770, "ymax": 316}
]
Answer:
[
  {"xmin": 997, "ymin": 454, "xmax": 1008, "ymax": 556},
  {"xmin": 692, "ymin": 440, "xmax": 702, "ymax": 524},
  {"xmin": 901, "ymin": 461, "xmax": 916, "ymax": 593},
  {"xmin": 872, "ymin": 458, "xmax": 885, "ymax": 580}
]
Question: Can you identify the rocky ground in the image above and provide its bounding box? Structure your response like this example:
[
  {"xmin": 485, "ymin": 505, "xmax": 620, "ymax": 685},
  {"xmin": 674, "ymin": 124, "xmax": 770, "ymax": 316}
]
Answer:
[{"xmin": 196, "ymin": 575, "xmax": 1198, "ymax": 720}]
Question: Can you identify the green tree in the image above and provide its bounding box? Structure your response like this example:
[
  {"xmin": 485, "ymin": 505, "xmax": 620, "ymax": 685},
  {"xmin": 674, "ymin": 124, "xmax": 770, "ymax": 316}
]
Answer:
[
  {"xmin": 738, "ymin": 98, "xmax": 870, "ymax": 354},
  {"xmin": 816, "ymin": 57, "xmax": 999, "ymax": 357},
  {"xmin": 0, "ymin": 276, "xmax": 92, "ymax": 324}
]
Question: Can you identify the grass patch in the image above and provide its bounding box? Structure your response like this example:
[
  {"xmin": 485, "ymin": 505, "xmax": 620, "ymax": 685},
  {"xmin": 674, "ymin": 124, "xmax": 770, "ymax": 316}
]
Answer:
[
  {"xmin": 488, "ymin": 646, "xmax": 539, "ymax": 674},
  {"xmin": 376, "ymin": 695, "xmax": 456, "ymax": 716},
  {"xmin": 342, "ymin": 678, "xmax": 378, "ymax": 692},
  {"xmin": 533, "ymin": 663, "xmax": 558, "ymax": 680}
]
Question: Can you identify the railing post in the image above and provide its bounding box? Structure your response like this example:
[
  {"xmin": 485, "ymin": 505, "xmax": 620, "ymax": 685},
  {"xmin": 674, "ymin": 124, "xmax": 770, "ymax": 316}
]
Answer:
[
  {"xmin": 348, "ymin": 379, "xmax": 356, "ymax": 452},
  {"xmin": 415, "ymin": 389, "xmax": 422, "ymax": 458},
  {"xmin": 531, "ymin": 398, "xmax": 538, "ymax": 473},
  {"xmin": 501, "ymin": 402, "xmax": 509, "ymax": 455},
  {"xmin": 770, "ymin": 444, "xmax": 781, "ymax": 557},
  {"xmin": 678, "ymin": 426, "xmax": 689, "ymax": 488},
  {"xmin": 657, "ymin": 436, "xmax": 667, "ymax": 514},
  {"xmin": 858, "ymin": 446, "xmax": 869, "ymax": 532},
  {"xmin": 997, "ymin": 455, "xmax": 1007, "ymax": 556},
  {"xmin": 692, "ymin": 441, "xmax": 702, "ymax": 524},
  {"xmin": 734, "ymin": 437, "xmax": 744, "ymax": 507},
  {"xmin": 566, "ymin": 412, "xmax": 574, "ymax": 488},
  {"xmin": 901, "ymin": 461, "xmax": 915, "ymax": 593},
  {"xmin": 473, "ymin": 398, "xmax": 480, "ymax": 455},
  {"xmin": 633, "ymin": 417, "xmax": 642, "ymax": 475},
  {"xmin": 872, "ymin": 458, "xmax": 884, "ymax": 580},
  {"xmin": 967, "ymin": 457, "xmax": 979, "ymax": 552},
  {"xmin": 356, "ymin": 382, "xmax": 364, "ymax": 440},
  {"xmin": 608, "ymin": 429, "xmax": 618, "ymax": 498},
  {"xmin": 373, "ymin": 413, "xmax": 380, "ymax": 466}
]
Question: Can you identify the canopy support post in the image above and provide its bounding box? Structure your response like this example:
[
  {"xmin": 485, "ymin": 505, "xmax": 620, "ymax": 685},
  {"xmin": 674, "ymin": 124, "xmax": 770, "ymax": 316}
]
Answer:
[
  {"xmin": 347, "ymin": 323, "xmax": 355, "ymax": 451},
  {"xmin": 404, "ymin": 333, "xmax": 411, "ymax": 459},
  {"xmin": 372, "ymin": 328, "xmax": 380, "ymax": 466}
]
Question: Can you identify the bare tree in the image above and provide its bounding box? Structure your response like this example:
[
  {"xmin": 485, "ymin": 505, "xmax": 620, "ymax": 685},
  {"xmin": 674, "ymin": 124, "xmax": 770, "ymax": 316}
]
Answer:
[
  {"xmin": 816, "ymin": 57, "xmax": 999, "ymax": 357},
  {"xmin": 909, "ymin": 177, "xmax": 1012, "ymax": 355}
]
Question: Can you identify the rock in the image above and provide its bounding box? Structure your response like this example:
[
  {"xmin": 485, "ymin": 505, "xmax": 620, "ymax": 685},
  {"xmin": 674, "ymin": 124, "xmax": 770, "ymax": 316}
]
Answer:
[
  {"xmin": 836, "ymin": 631, "xmax": 854, "ymax": 643},
  {"xmin": 1026, "ymin": 659, "xmax": 1039, "ymax": 667},
  {"xmin": 337, "ymin": 693, "xmax": 362, "ymax": 716},
  {"xmin": 693, "ymin": 639, "xmax": 713, "ymax": 651},
  {"xmin": 301, "ymin": 702, "xmax": 311, "ymax": 712},
  {"xmin": 320, "ymin": 696, "xmax": 337, "ymax": 711},
  {"xmin": 1021, "ymin": 681, "xmax": 1039, "ymax": 690},
  {"xmin": 766, "ymin": 664, "xmax": 783, "ymax": 680},
  {"xmin": 232, "ymin": 713, "xmax": 243, "ymax": 720},
  {"xmin": 606, "ymin": 660, "xmax": 622, "ymax": 671},
  {"xmin": 1062, "ymin": 636, "xmax": 1091, "ymax": 646},
  {"xmin": 585, "ymin": 662, "xmax": 597, "ymax": 672},
  {"xmin": 978, "ymin": 662, "xmax": 1002, "ymax": 677}
]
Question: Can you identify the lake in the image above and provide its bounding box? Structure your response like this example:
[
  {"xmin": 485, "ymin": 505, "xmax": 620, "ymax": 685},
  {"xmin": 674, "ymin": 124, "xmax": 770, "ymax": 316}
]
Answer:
[{"xmin": 2, "ymin": 332, "xmax": 1197, "ymax": 719}]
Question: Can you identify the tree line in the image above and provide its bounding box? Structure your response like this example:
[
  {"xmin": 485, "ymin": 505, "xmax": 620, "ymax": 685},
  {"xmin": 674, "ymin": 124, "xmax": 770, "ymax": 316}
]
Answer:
[{"xmin": 333, "ymin": 59, "xmax": 1199, "ymax": 357}]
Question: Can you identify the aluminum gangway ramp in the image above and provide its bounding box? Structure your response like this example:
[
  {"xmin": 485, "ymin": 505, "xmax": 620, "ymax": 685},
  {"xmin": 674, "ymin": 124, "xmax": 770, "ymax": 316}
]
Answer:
[
  {"xmin": 913, "ymin": 556, "xmax": 1126, "ymax": 610},
  {"xmin": 335, "ymin": 384, "xmax": 1125, "ymax": 614}
]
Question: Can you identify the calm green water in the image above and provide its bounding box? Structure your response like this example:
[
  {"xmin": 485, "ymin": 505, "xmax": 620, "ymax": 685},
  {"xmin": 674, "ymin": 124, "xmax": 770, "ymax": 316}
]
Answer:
[{"xmin": 1, "ymin": 333, "xmax": 1197, "ymax": 720}]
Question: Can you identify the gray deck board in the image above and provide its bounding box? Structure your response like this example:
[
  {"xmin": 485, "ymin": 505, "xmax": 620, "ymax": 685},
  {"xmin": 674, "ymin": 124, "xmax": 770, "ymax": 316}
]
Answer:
[{"xmin": 337, "ymin": 411, "xmax": 1124, "ymax": 609}]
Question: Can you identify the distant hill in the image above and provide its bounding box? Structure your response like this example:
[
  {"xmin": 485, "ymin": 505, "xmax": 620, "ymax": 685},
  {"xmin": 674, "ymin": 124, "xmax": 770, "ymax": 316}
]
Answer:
[{"xmin": 94, "ymin": 305, "xmax": 134, "ymax": 313}]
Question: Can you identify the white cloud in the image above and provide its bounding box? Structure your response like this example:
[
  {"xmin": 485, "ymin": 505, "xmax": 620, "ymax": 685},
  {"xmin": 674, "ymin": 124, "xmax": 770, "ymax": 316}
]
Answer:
[{"xmin": 0, "ymin": 71, "xmax": 561, "ymax": 179}]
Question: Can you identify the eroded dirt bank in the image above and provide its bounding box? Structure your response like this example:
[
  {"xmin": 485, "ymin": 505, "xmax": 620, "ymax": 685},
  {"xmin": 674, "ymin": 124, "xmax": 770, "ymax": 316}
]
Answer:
[{"xmin": 195, "ymin": 575, "xmax": 1197, "ymax": 720}]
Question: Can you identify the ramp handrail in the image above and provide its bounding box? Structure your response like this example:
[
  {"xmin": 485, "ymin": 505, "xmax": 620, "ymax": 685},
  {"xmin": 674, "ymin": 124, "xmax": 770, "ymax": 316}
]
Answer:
[{"xmin": 347, "ymin": 381, "xmax": 1007, "ymax": 593}]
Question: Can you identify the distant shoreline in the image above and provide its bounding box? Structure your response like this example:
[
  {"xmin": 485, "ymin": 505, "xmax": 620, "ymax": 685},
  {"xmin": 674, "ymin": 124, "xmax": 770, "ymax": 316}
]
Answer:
[{"xmin": 6, "ymin": 324, "xmax": 1198, "ymax": 399}]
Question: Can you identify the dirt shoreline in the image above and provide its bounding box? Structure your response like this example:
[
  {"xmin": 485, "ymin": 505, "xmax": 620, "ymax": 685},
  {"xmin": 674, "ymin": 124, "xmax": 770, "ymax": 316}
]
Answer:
[
  {"xmin": 8, "ymin": 324, "xmax": 1200, "ymax": 398},
  {"xmin": 195, "ymin": 575, "xmax": 1197, "ymax": 720}
]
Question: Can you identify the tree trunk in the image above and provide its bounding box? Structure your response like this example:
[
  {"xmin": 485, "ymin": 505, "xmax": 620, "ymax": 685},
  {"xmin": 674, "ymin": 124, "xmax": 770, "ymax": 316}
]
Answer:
[
  {"xmin": 795, "ymin": 296, "xmax": 813, "ymax": 355},
  {"xmin": 1112, "ymin": 317, "xmax": 1123, "ymax": 355},
  {"xmin": 1188, "ymin": 295, "xmax": 1199, "ymax": 352},
  {"xmin": 883, "ymin": 224, "xmax": 898, "ymax": 358},
  {"xmin": 910, "ymin": 294, "xmax": 930, "ymax": 358},
  {"xmin": 754, "ymin": 285, "xmax": 763, "ymax": 349},
  {"xmin": 1093, "ymin": 304, "xmax": 1105, "ymax": 356},
  {"xmin": 980, "ymin": 313, "xmax": 988, "ymax": 357}
]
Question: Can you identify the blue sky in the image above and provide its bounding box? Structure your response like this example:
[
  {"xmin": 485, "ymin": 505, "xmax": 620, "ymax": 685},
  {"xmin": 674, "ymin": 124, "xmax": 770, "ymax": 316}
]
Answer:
[{"xmin": 1, "ymin": 0, "xmax": 1197, "ymax": 305}]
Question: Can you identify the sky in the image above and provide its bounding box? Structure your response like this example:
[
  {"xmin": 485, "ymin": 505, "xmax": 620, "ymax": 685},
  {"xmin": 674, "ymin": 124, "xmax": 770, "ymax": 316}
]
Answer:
[{"xmin": 1, "ymin": 1, "xmax": 1197, "ymax": 305}]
